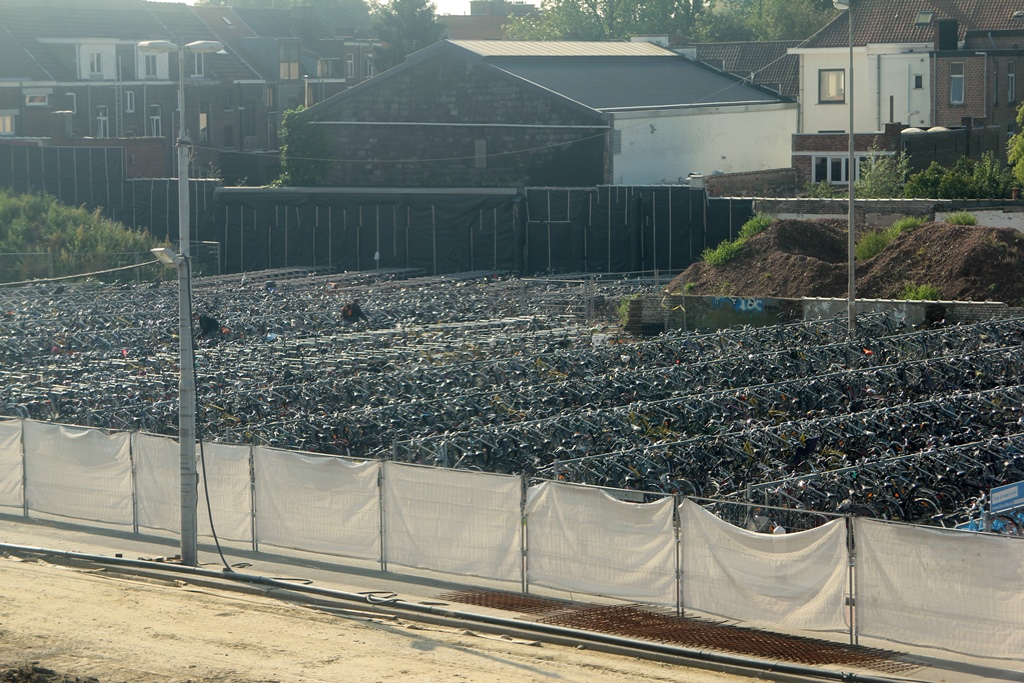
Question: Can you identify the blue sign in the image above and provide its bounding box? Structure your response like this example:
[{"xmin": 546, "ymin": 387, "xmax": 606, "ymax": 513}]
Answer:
[{"xmin": 990, "ymin": 481, "xmax": 1024, "ymax": 513}]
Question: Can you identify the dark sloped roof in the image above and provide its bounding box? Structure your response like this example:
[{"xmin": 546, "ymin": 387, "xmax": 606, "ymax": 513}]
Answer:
[
  {"xmin": 803, "ymin": 0, "xmax": 1024, "ymax": 49},
  {"xmin": 485, "ymin": 55, "xmax": 785, "ymax": 110},
  {"xmin": 681, "ymin": 41, "xmax": 801, "ymax": 97}
]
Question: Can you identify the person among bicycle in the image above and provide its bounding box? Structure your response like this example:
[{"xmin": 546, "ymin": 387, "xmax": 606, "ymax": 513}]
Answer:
[
  {"xmin": 341, "ymin": 298, "xmax": 369, "ymax": 326},
  {"xmin": 195, "ymin": 313, "xmax": 221, "ymax": 341}
]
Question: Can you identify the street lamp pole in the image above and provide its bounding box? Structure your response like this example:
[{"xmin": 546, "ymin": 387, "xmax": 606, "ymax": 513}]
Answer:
[
  {"xmin": 834, "ymin": 0, "xmax": 856, "ymax": 335},
  {"xmin": 140, "ymin": 39, "xmax": 222, "ymax": 567}
]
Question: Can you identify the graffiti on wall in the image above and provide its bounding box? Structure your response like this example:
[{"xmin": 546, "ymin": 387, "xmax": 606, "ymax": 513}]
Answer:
[{"xmin": 712, "ymin": 296, "xmax": 765, "ymax": 313}]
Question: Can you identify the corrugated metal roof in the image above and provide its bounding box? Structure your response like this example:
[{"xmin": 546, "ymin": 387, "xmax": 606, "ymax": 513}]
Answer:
[
  {"xmin": 487, "ymin": 56, "xmax": 783, "ymax": 109},
  {"xmin": 450, "ymin": 39, "xmax": 677, "ymax": 57}
]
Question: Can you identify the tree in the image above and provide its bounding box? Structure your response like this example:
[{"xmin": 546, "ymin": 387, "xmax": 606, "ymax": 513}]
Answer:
[
  {"xmin": 854, "ymin": 146, "xmax": 910, "ymax": 198},
  {"xmin": 506, "ymin": 0, "xmax": 706, "ymax": 42},
  {"xmin": 194, "ymin": 0, "xmax": 372, "ymax": 34},
  {"xmin": 275, "ymin": 107, "xmax": 334, "ymax": 187},
  {"xmin": 693, "ymin": 0, "xmax": 836, "ymax": 41},
  {"xmin": 904, "ymin": 152, "xmax": 1015, "ymax": 199},
  {"xmin": 371, "ymin": 0, "xmax": 446, "ymax": 72},
  {"xmin": 1009, "ymin": 103, "xmax": 1024, "ymax": 186}
]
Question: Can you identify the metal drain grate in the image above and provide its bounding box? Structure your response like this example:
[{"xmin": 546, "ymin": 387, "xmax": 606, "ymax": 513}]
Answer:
[
  {"xmin": 436, "ymin": 590, "xmax": 584, "ymax": 615},
  {"xmin": 438, "ymin": 591, "xmax": 920, "ymax": 675}
]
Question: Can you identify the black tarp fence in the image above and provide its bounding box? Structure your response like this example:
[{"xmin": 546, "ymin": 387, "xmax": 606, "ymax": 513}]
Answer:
[
  {"xmin": 0, "ymin": 144, "xmax": 218, "ymax": 250},
  {"xmin": 210, "ymin": 185, "xmax": 754, "ymax": 276},
  {"xmin": 213, "ymin": 188, "xmax": 523, "ymax": 276}
]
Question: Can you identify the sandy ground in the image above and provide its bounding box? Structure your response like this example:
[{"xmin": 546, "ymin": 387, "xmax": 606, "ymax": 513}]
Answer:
[{"xmin": 0, "ymin": 555, "xmax": 753, "ymax": 683}]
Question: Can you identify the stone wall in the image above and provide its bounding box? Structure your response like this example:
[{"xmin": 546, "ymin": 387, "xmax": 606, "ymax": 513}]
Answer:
[
  {"xmin": 625, "ymin": 293, "xmax": 1010, "ymax": 334},
  {"xmin": 704, "ymin": 168, "xmax": 798, "ymax": 197}
]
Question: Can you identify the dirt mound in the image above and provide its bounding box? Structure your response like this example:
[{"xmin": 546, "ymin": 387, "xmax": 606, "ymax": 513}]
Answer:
[{"xmin": 668, "ymin": 218, "xmax": 1024, "ymax": 305}]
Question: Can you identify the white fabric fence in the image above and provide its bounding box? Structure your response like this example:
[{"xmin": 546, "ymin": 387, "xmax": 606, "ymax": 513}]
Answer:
[
  {"xmin": 525, "ymin": 482, "xmax": 677, "ymax": 607},
  {"xmin": 8, "ymin": 418, "xmax": 1024, "ymax": 660},
  {"xmin": 679, "ymin": 499, "xmax": 848, "ymax": 630},
  {"xmin": 0, "ymin": 419, "xmax": 23, "ymax": 510},
  {"xmin": 254, "ymin": 446, "xmax": 380, "ymax": 561},
  {"xmin": 855, "ymin": 518, "xmax": 1024, "ymax": 659},
  {"xmin": 22, "ymin": 420, "xmax": 133, "ymax": 525},
  {"xmin": 383, "ymin": 462, "xmax": 523, "ymax": 581}
]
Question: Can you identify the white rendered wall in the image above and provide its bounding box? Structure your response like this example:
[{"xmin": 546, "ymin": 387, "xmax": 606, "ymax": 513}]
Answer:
[{"xmin": 611, "ymin": 103, "xmax": 797, "ymax": 185}]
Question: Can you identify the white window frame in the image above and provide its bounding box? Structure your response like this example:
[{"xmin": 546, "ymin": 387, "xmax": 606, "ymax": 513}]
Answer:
[
  {"xmin": 950, "ymin": 62, "xmax": 965, "ymax": 104},
  {"xmin": 818, "ymin": 69, "xmax": 845, "ymax": 103},
  {"xmin": 149, "ymin": 104, "xmax": 162, "ymax": 137},
  {"xmin": 811, "ymin": 154, "xmax": 869, "ymax": 185},
  {"xmin": 95, "ymin": 105, "xmax": 109, "ymax": 138},
  {"xmin": 124, "ymin": 90, "xmax": 135, "ymax": 113},
  {"xmin": 145, "ymin": 53, "xmax": 158, "ymax": 78},
  {"xmin": 1010, "ymin": 61, "xmax": 1017, "ymax": 104},
  {"xmin": 66, "ymin": 92, "xmax": 77, "ymax": 113},
  {"xmin": 365, "ymin": 55, "xmax": 374, "ymax": 78},
  {"xmin": 25, "ymin": 94, "xmax": 49, "ymax": 107},
  {"xmin": 193, "ymin": 52, "xmax": 205, "ymax": 78},
  {"xmin": 347, "ymin": 53, "xmax": 355, "ymax": 78},
  {"xmin": 89, "ymin": 51, "xmax": 103, "ymax": 76},
  {"xmin": 0, "ymin": 114, "xmax": 14, "ymax": 136}
]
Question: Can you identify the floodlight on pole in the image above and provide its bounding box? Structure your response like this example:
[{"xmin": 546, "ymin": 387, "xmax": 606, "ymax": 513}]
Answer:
[
  {"xmin": 834, "ymin": 0, "xmax": 856, "ymax": 335},
  {"xmin": 139, "ymin": 38, "xmax": 222, "ymax": 568}
]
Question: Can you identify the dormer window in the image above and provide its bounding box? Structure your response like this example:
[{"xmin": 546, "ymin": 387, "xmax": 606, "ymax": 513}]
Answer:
[{"xmin": 915, "ymin": 11, "xmax": 934, "ymax": 26}]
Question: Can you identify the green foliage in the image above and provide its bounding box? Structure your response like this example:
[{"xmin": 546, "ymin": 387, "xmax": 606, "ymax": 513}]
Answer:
[
  {"xmin": 371, "ymin": 0, "xmax": 445, "ymax": 72},
  {"xmin": 899, "ymin": 283, "xmax": 941, "ymax": 301},
  {"xmin": 702, "ymin": 212, "xmax": 772, "ymax": 265},
  {"xmin": 617, "ymin": 293, "xmax": 638, "ymax": 325},
  {"xmin": 904, "ymin": 153, "xmax": 1015, "ymax": 199},
  {"xmin": 946, "ymin": 211, "xmax": 977, "ymax": 226},
  {"xmin": 854, "ymin": 216, "xmax": 923, "ymax": 261},
  {"xmin": 1008, "ymin": 104, "xmax": 1024, "ymax": 187},
  {"xmin": 855, "ymin": 147, "xmax": 910, "ymax": 198},
  {"xmin": 275, "ymin": 107, "xmax": 335, "ymax": 187},
  {"xmin": 0, "ymin": 189, "xmax": 161, "ymax": 282},
  {"xmin": 803, "ymin": 180, "xmax": 843, "ymax": 198}
]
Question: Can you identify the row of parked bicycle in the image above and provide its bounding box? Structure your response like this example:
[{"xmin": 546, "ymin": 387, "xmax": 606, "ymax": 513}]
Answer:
[{"xmin": 2, "ymin": 267, "xmax": 1022, "ymax": 532}]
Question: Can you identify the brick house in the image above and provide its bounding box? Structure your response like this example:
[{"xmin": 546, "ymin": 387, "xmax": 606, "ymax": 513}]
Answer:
[
  {"xmin": 789, "ymin": 0, "xmax": 1024, "ymax": 187},
  {"xmin": 301, "ymin": 39, "xmax": 796, "ymax": 188},
  {"xmin": 0, "ymin": 0, "xmax": 376, "ymax": 184}
]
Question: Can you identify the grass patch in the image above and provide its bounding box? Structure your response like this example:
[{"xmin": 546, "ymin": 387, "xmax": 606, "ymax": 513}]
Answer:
[
  {"xmin": 702, "ymin": 213, "xmax": 773, "ymax": 266},
  {"xmin": 900, "ymin": 283, "xmax": 941, "ymax": 300},
  {"xmin": 855, "ymin": 216, "xmax": 925, "ymax": 260},
  {"xmin": 946, "ymin": 211, "xmax": 977, "ymax": 226}
]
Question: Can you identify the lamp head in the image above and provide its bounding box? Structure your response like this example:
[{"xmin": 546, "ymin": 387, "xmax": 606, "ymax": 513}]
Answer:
[
  {"xmin": 138, "ymin": 40, "xmax": 178, "ymax": 54},
  {"xmin": 833, "ymin": 0, "xmax": 850, "ymax": 9},
  {"xmin": 185, "ymin": 40, "xmax": 224, "ymax": 54},
  {"xmin": 151, "ymin": 247, "xmax": 183, "ymax": 267}
]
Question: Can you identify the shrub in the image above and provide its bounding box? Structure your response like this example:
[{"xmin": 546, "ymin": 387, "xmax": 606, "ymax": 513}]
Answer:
[
  {"xmin": 854, "ymin": 216, "xmax": 925, "ymax": 260},
  {"xmin": 617, "ymin": 294, "xmax": 638, "ymax": 326},
  {"xmin": 803, "ymin": 181, "xmax": 842, "ymax": 198},
  {"xmin": 855, "ymin": 147, "xmax": 910, "ymax": 198},
  {"xmin": 702, "ymin": 213, "xmax": 773, "ymax": 266},
  {"xmin": 946, "ymin": 211, "xmax": 977, "ymax": 226},
  {"xmin": 900, "ymin": 283, "xmax": 941, "ymax": 300}
]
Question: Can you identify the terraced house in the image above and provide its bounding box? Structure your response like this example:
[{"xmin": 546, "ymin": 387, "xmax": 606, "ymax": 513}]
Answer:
[{"xmin": 0, "ymin": 0, "xmax": 373, "ymax": 184}]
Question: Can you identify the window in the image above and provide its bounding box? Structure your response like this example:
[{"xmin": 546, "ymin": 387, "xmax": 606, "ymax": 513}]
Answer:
[
  {"xmin": 223, "ymin": 124, "xmax": 234, "ymax": 148},
  {"xmin": 66, "ymin": 92, "xmax": 77, "ymax": 113},
  {"xmin": 279, "ymin": 41, "xmax": 299, "ymax": 80},
  {"xmin": 192, "ymin": 52, "xmax": 205, "ymax": 78},
  {"xmin": 365, "ymin": 55, "xmax": 374, "ymax": 78},
  {"xmin": 266, "ymin": 85, "xmax": 276, "ymax": 108},
  {"xmin": 611, "ymin": 129, "xmax": 622, "ymax": 154},
  {"xmin": 811, "ymin": 154, "xmax": 867, "ymax": 184},
  {"xmin": 994, "ymin": 62, "xmax": 999, "ymax": 105},
  {"xmin": 1010, "ymin": 62, "xmax": 1017, "ymax": 104},
  {"xmin": 818, "ymin": 69, "xmax": 845, "ymax": 103},
  {"xmin": 149, "ymin": 104, "xmax": 162, "ymax": 137},
  {"xmin": 914, "ymin": 74, "xmax": 923, "ymax": 89},
  {"xmin": 346, "ymin": 53, "xmax": 355, "ymax": 78},
  {"xmin": 124, "ymin": 90, "xmax": 135, "ymax": 113},
  {"xmin": 244, "ymin": 100, "xmax": 256, "ymax": 136},
  {"xmin": 199, "ymin": 102, "xmax": 210, "ymax": 142},
  {"xmin": 0, "ymin": 115, "xmax": 13, "ymax": 135},
  {"xmin": 25, "ymin": 94, "xmax": 48, "ymax": 106},
  {"xmin": 95, "ymin": 105, "xmax": 109, "ymax": 138},
  {"xmin": 145, "ymin": 54, "xmax": 158, "ymax": 78},
  {"xmin": 224, "ymin": 88, "xmax": 234, "ymax": 110},
  {"xmin": 950, "ymin": 62, "xmax": 964, "ymax": 104},
  {"xmin": 474, "ymin": 139, "xmax": 486, "ymax": 168},
  {"xmin": 89, "ymin": 51, "xmax": 102, "ymax": 76}
]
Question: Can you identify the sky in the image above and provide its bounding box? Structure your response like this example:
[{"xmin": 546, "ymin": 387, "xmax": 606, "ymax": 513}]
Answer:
[{"xmin": 176, "ymin": 0, "xmax": 504, "ymax": 19}]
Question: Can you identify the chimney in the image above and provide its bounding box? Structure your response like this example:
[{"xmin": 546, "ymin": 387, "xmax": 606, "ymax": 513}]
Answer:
[{"xmin": 934, "ymin": 19, "xmax": 958, "ymax": 51}]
